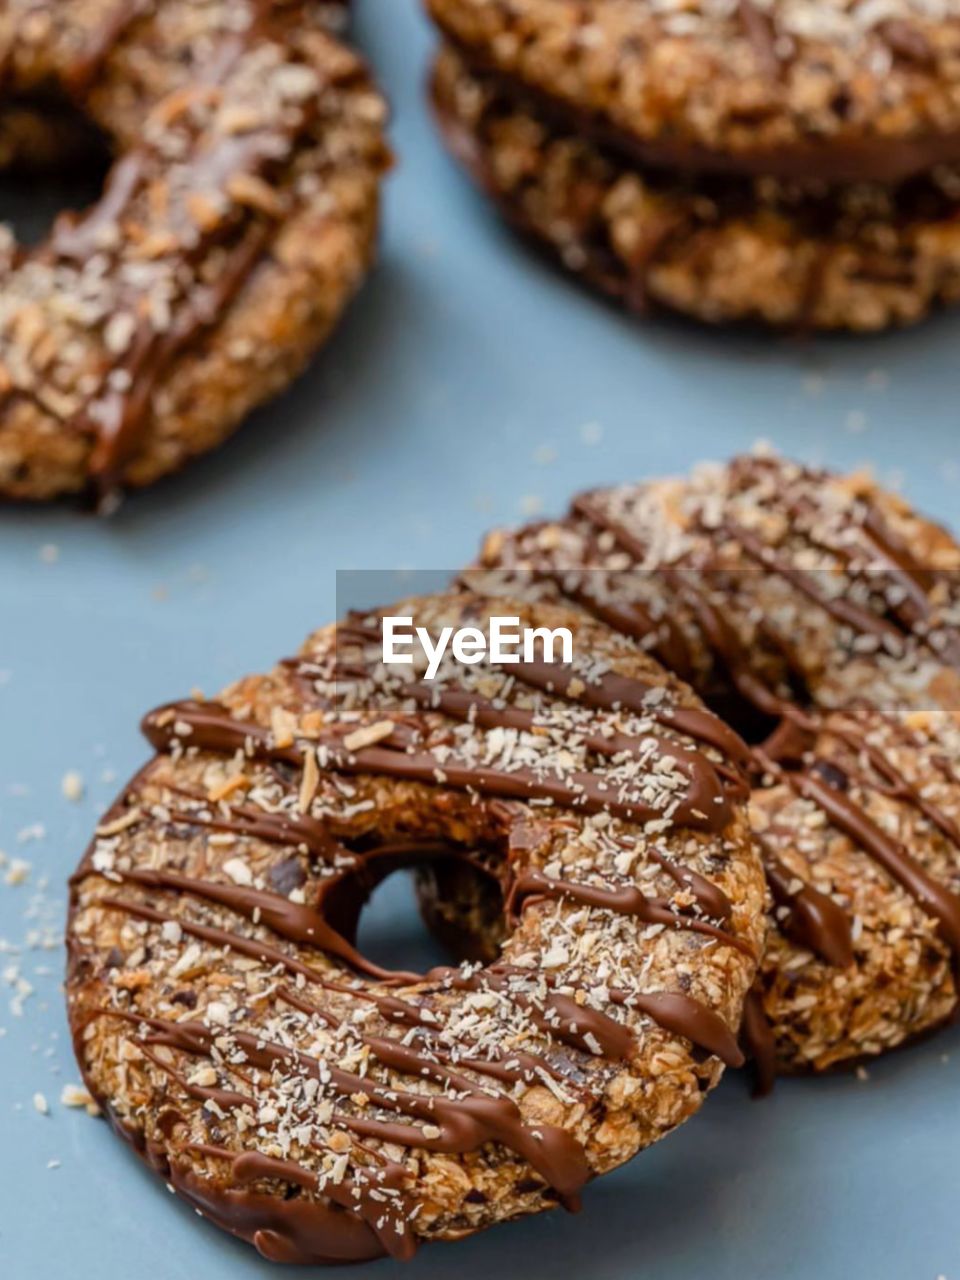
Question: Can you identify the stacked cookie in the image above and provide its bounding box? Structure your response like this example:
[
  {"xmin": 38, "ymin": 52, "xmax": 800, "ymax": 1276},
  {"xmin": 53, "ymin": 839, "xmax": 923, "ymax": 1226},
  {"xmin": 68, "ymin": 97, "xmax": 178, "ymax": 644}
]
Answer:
[
  {"xmin": 66, "ymin": 455, "xmax": 960, "ymax": 1261},
  {"xmin": 427, "ymin": 0, "xmax": 960, "ymax": 330},
  {"xmin": 470, "ymin": 453, "xmax": 960, "ymax": 1082}
]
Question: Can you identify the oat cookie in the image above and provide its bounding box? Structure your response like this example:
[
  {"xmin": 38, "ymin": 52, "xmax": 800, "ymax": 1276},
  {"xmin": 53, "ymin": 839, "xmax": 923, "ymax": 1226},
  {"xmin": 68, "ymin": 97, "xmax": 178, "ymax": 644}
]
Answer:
[
  {"xmin": 426, "ymin": 1, "xmax": 960, "ymax": 329},
  {"xmin": 66, "ymin": 590, "xmax": 763, "ymax": 1263},
  {"xmin": 432, "ymin": 45, "xmax": 960, "ymax": 331},
  {"xmin": 0, "ymin": 1, "xmax": 389, "ymax": 503},
  {"xmin": 427, "ymin": 0, "xmax": 960, "ymax": 183},
  {"xmin": 470, "ymin": 454, "xmax": 960, "ymax": 1080}
]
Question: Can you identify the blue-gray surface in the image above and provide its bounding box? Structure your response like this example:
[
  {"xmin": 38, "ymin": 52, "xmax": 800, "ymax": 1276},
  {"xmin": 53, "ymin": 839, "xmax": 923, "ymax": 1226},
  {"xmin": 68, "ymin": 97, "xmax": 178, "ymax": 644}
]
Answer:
[{"xmin": 1, "ymin": 3, "xmax": 957, "ymax": 1277}]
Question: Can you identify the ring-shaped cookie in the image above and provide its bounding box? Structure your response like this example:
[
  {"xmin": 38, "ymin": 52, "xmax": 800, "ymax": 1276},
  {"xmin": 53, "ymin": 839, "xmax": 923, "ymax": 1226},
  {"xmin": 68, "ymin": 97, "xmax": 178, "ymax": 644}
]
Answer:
[
  {"xmin": 66, "ymin": 590, "xmax": 763, "ymax": 1262},
  {"xmin": 0, "ymin": 0, "xmax": 388, "ymax": 502},
  {"xmin": 471, "ymin": 454, "xmax": 960, "ymax": 1082}
]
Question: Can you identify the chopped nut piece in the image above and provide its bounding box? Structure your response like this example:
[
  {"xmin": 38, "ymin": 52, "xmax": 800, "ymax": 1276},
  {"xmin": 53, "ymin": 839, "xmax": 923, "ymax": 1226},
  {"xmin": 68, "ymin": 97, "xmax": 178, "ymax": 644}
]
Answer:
[
  {"xmin": 60, "ymin": 1084, "xmax": 94, "ymax": 1109},
  {"xmin": 343, "ymin": 720, "xmax": 395, "ymax": 752},
  {"xmin": 223, "ymin": 858, "xmax": 254, "ymax": 887},
  {"xmin": 299, "ymin": 749, "xmax": 320, "ymax": 813}
]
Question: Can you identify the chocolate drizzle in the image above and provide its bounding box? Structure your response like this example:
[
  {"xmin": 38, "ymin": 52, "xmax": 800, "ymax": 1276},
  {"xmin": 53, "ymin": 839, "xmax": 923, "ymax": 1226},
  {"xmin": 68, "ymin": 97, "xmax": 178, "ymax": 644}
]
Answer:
[
  {"xmin": 759, "ymin": 840, "xmax": 855, "ymax": 969},
  {"xmin": 142, "ymin": 1014, "xmax": 590, "ymax": 1210},
  {"xmin": 442, "ymin": 30, "xmax": 960, "ymax": 187},
  {"xmin": 740, "ymin": 991, "xmax": 778, "ymax": 1097},
  {"xmin": 508, "ymin": 657, "xmax": 752, "ymax": 769},
  {"xmin": 58, "ymin": 35, "xmax": 298, "ymax": 498},
  {"xmin": 142, "ymin": 686, "xmax": 738, "ymax": 833},
  {"xmin": 115, "ymin": 865, "xmax": 406, "ymax": 982},
  {"xmin": 508, "ymin": 867, "xmax": 756, "ymax": 964},
  {"xmin": 131, "ymin": 694, "xmax": 746, "ymax": 1070},
  {"xmin": 477, "ymin": 456, "xmax": 960, "ymax": 1083},
  {"xmin": 78, "ymin": 224, "xmax": 273, "ymax": 497},
  {"xmin": 63, "ymin": 0, "xmax": 151, "ymax": 97},
  {"xmin": 569, "ymin": 493, "xmax": 794, "ymax": 720},
  {"xmin": 575, "ymin": 473, "xmax": 960, "ymax": 971},
  {"xmin": 0, "ymin": 1, "xmax": 368, "ymax": 505},
  {"xmin": 785, "ymin": 765, "xmax": 960, "ymax": 958},
  {"xmin": 171, "ymin": 1157, "xmax": 398, "ymax": 1265},
  {"xmin": 70, "ymin": 596, "xmax": 755, "ymax": 1262}
]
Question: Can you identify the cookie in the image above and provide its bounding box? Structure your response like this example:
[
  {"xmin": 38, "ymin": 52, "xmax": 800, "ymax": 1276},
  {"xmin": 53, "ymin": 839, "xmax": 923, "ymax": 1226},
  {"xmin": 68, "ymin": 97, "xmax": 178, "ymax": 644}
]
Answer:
[
  {"xmin": 0, "ymin": 1, "xmax": 389, "ymax": 504},
  {"xmin": 433, "ymin": 45, "xmax": 960, "ymax": 330},
  {"xmin": 426, "ymin": 0, "xmax": 960, "ymax": 185},
  {"xmin": 469, "ymin": 453, "xmax": 960, "ymax": 1081},
  {"xmin": 66, "ymin": 590, "xmax": 763, "ymax": 1263},
  {"xmin": 432, "ymin": 43, "xmax": 960, "ymax": 330}
]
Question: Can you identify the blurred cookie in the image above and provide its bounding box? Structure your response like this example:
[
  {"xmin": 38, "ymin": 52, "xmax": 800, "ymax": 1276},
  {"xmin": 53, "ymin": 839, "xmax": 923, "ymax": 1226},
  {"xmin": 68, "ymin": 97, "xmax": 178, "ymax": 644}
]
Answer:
[
  {"xmin": 432, "ymin": 45, "xmax": 960, "ymax": 330},
  {"xmin": 427, "ymin": 0, "xmax": 960, "ymax": 183},
  {"xmin": 0, "ymin": 0, "xmax": 389, "ymax": 504},
  {"xmin": 470, "ymin": 453, "xmax": 960, "ymax": 1080}
]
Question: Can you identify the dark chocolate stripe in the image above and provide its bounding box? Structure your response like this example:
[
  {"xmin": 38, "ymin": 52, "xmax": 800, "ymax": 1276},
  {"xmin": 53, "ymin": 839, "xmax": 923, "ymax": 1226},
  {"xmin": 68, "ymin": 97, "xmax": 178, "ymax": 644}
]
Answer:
[
  {"xmin": 143, "ymin": 699, "xmax": 732, "ymax": 831},
  {"xmin": 786, "ymin": 766, "xmax": 960, "ymax": 956},
  {"xmin": 570, "ymin": 493, "xmax": 789, "ymax": 720},
  {"xmin": 508, "ymin": 868, "xmax": 755, "ymax": 961},
  {"xmin": 116, "ymin": 866, "xmax": 398, "ymax": 980},
  {"xmin": 135, "ymin": 1015, "xmax": 592, "ymax": 1208},
  {"xmin": 759, "ymin": 840, "xmax": 855, "ymax": 969}
]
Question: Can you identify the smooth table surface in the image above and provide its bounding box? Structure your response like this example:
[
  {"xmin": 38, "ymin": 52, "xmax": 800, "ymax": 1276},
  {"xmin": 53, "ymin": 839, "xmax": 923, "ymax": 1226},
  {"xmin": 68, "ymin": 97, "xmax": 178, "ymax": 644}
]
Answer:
[{"xmin": 1, "ymin": 3, "xmax": 958, "ymax": 1277}]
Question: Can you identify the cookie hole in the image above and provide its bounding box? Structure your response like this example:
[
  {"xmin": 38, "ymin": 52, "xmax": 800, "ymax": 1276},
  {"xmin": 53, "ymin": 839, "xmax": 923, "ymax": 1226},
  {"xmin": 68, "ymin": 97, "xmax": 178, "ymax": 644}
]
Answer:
[
  {"xmin": 354, "ymin": 866, "xmax": 459, "ymax": 976},
  {"xmin": 704, "ymin": 691, "xmax": 782, "ymax": 747},
  {"xmin": 414, "ymin": 857, "xmax": 507, "ymax": 966},
  {"xmin": 0, "ymin": 97, "xmax": 111, "ymax": 246},
  {"xmin": 335, "ymin": 848, "xmax": 507, "ymax": 977}
]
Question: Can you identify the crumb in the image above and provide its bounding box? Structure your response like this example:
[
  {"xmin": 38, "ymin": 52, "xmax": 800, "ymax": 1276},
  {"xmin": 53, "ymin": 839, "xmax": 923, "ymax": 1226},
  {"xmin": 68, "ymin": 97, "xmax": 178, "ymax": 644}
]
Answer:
[
  {"xmin": 865, "ymin": 369, "xmax": 889, "ymax": 391},
  {"xmin": 60, "ymin": 1084, "xmax": 95, "ymax": 1109},
  {"xmin": 38, "ymin": 544, "xmax": 59, "ymax": 564},
  {"xmin": 519, "ymin": 494, "xmax": 543, "ymax": 516},
  {"xmin": 579, "ymin": 420, "xmax": 603, "ymax": 445},
  {"xmin": 845, "ymin": 409, "xmax": 868, "ymax": 434},
  {"xmin": 5, "ymin": 858, "xmax": 31, "ymax": 887},
  {"xmin": 533, "ymin": 444, "xmax": 557, "ymax": 465},
  {"xmin": 61, "ymin": 771, "xmax": 85, "ymax": 802},
  {"xmin": 33, "ymin": 1092, "xmax": 49, "ymax": 1116},
  {"xmin": 855, "ymin": 1065, "xmax": 870, "ymax": 1082},
  {"xmin": 47, "ymin": 1159, "xmax": 61, "ymax": 1170}
]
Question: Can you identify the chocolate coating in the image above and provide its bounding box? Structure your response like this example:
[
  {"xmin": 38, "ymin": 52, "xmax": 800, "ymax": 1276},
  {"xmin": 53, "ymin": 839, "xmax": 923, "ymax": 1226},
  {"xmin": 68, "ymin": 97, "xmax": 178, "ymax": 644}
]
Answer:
[
  {"xmin": 471, "ymin": 453, "xmax": 960, "ymax": 1076},
  {"xmin": 67, "ymin": 589, "xmax": 763, "ymax": 1262}
]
